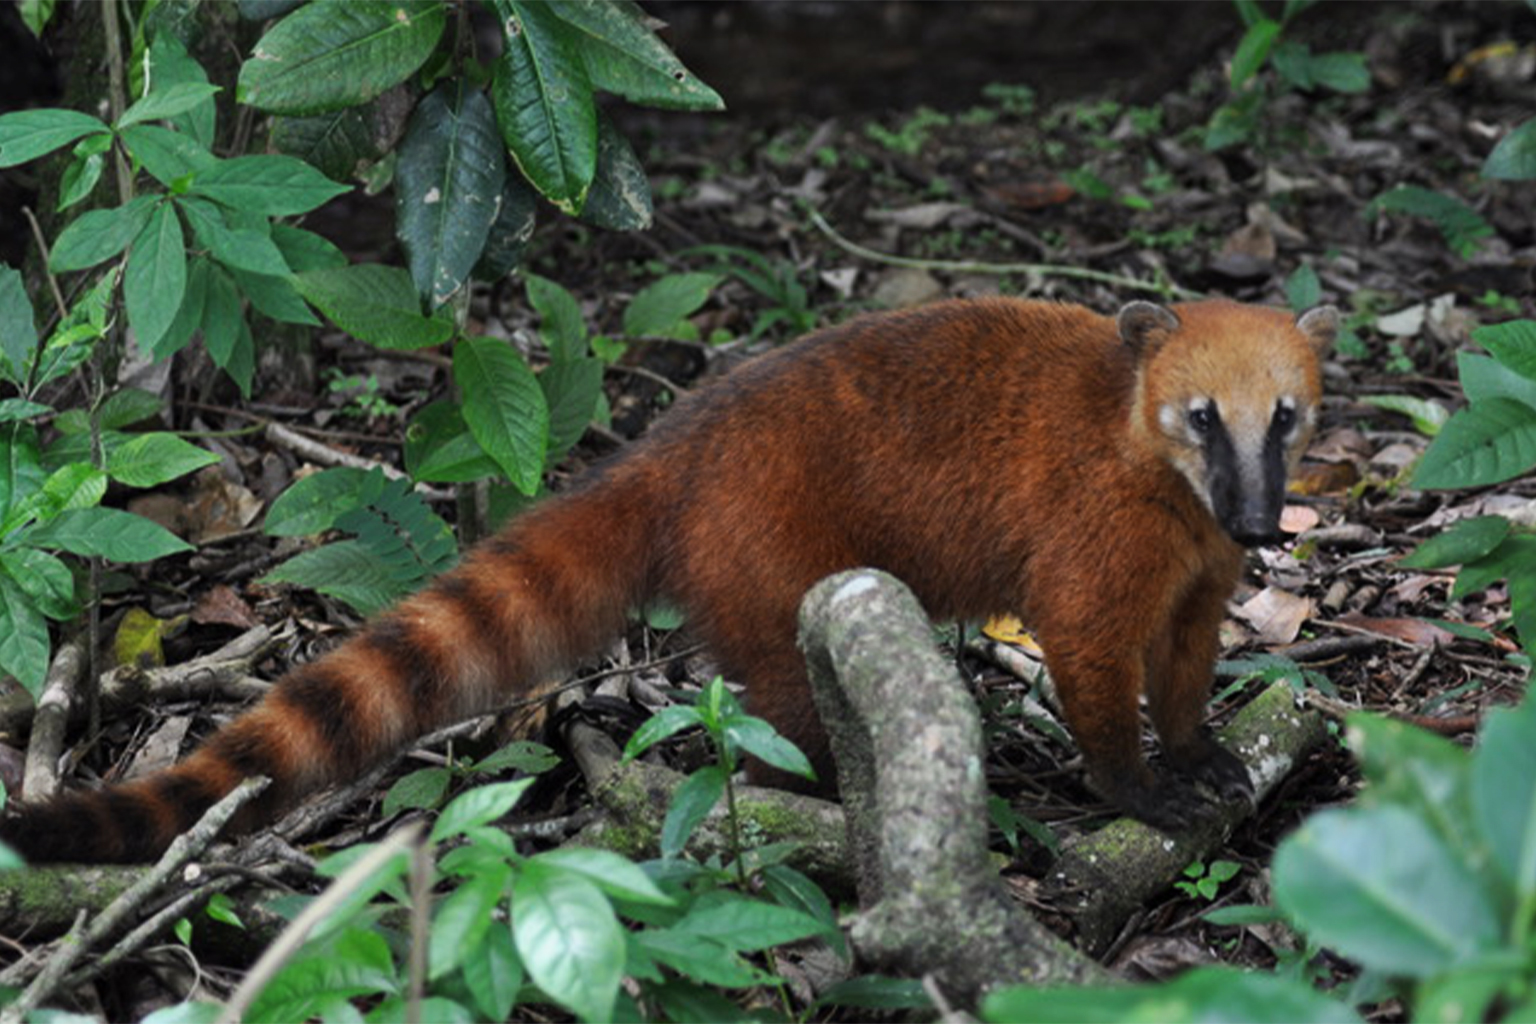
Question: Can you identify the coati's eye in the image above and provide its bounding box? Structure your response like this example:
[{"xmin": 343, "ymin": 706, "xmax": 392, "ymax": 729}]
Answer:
[
  {"xmin": 1273, "ymin": 402, "xmax": 1296, "ymax": 432},
  {"xmin": 1187, "ymin": 404, "xmax": 1216, "ymax": 434}
]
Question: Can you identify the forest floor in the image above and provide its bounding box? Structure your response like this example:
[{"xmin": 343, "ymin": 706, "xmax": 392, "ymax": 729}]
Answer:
[{"xmin": 3, "ymin": 0, "xmax": 1534, "ymax": 1018}]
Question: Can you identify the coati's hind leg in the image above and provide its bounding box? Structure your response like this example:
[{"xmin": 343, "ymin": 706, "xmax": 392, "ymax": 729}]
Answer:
[{"xmin": 1145, "ymin": 576, "xmax": 1253, "ymax": 808}]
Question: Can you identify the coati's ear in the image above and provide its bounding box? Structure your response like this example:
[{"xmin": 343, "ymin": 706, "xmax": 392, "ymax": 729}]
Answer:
[
  {"xmin": 1295, "ymin": 305, "xmax": 1339, "ymax": 353},
  {"xmin": 1117, "ymin": 301, "xmax": 1181, "ymax": 355}
]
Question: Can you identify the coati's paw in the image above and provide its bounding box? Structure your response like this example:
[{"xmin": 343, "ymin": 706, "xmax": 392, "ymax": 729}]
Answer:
[
  {"xmin": 1175, "ymin": 737, "xmax": 1255, "ymax": 805},
  {"xmin": 1099, "ymin": 770, "xmax": 1223, "ymax": 834}
]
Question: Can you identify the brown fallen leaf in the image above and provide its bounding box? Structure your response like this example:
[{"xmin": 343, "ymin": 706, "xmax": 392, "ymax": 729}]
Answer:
[
  {"xmin": 1335, "ymin": 613, "xmax": 1453, "ymax": 647},
  {"xmin": 1280, "ymin": 505, "xmax": 1321, "ymax": 534},
  {"xmin": 193, "ymin": 584, "xmax": 262, "ymax": 629},
  {"xmin": 1235, "ymin": 586, "xmax": 1314, "ymax": 645}
]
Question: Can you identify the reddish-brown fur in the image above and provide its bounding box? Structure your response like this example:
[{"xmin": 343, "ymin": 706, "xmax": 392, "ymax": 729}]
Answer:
[{"xmin": 1, "ymin": 297, "xmax": 1332, "ymax": 862}]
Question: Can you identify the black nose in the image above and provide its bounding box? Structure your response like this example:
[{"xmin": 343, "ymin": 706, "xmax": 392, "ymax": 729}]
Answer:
[{"xmin": 1225, "ymin": 515, "xmax": 1283, "ymax": 547}]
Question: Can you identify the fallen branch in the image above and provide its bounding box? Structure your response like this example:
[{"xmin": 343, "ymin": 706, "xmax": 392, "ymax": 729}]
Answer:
[{"xmin": 798, "ymin": 569, "xmax": 1106, "ymax": 1008}]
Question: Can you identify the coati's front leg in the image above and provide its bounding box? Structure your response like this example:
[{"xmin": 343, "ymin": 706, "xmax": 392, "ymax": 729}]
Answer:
[{"xmin": 1145, "ymin": 575, "xmax": 1253, "ymax": 807}]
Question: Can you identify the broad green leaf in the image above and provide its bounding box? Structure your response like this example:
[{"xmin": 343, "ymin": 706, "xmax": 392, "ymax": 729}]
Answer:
[
  {"xmin": 1469, "ymin": 695, "xmax": 1536, "ymax": 897},
  {"xmin": 1472, "ymin": 319, "xmax": 1536, "ymax": 382},
  {"xmin": 1230, "ymin": 18, "xmax": 1281, "ymax": 89},
  {"xmin": 512, "ymin": 862, "xmax": 624, "ymax": 1023},
  {"xmin": 261, "ymin": 538, "xmax": 400, "ymax": 615},
  {"xmin": 661, "ymin": 765, "xmax": 726, "ymax": 859},
  {"xmin": 429, "ymin": 865, "xmax": 510, "ymax": 979},
  {"xmin": 532, "ymin": 848, "xmax": 673, "ymax": 906},
  {"xmin": 490, "ymin": 0, "xmax": 597, "ymax": 214},
  {"xmin": 818, "ymin": 976, "xmax": 932, "ymax": 1011},
  {"xmin": 982, "ymin": 966, "xmax": 1359, "ymax": 1024},
  {"xmin": 244, "ymin": 928, "xmax": 398, "ymax": 1024},
  {"xmin": 1272, "ymin": 806, "xmax": 1500, "ymax": 976},
  {"xmin": 147, "ymin": 33, "xmax": 216, "ymax": 148},
  {"xmin": 39, "ymin": 461, "xmax": 108, "ymax": 512},
  {"xmin": 623, "ymin": 273, "xmax": 721, "ymax": 337},
  {"xmin": 1285, "ymin": 263, "xmax": 1321, "ymax": 311},
  {"xmin": 633, "ymin": 929, "xmax": 765, "ymax": 988},
  {"xmin": 106, "ymin": 433, "xmax": 219, "ymax": 488},
  {"xmin": 431, "ymin": 779, "xmax": 533, "ymax": 842},
  {"xmin": 229, "ymin": 265, "xmax": 319, "ymax": 328},
  {"xmin": 237, "ymin": 0, "xmax": 446, "ymax": 115},
  {"xmin": 0, "ymin": 399, "xmax": 51, "ymax": 424},
  {"xmin": 395, "ymin": 82, "xmax": 506, "ymax": 308},
  {"xmin": 1399, "ymin": 515, "xmax": 1510, "ymax": 569},
  {"xmin": 1305, "ymin": 50, "xmax": 1371, "ymax": 92},
  {"xmin": 0, "ymin": 107, "xmax": 107, "ymax": 167},
  {"xmin": 405, "ymin": 402, "xmax": 500, "ymax": 483},
  {"xmin": 138, "ymin": 1002, "xmax": 224, "ymax": 1024},
  {"xmin": 539, "ymin": 355, "xmax": 602, "ymax": 458},
  {"xmin": 524, "ymin": 273, "xmax": 587, "ymax": 361},
  {"xmin": 152, "ymin": 254, "xmax": 209, "ymax": 362},
  {"xmin": 0, "ymin": 570, "xmax": 49, "ymax": 695},
  {"xmin": 29, "ymin": 506, "xmax": 192, "ymax": 561},
  {"xmin": 1412, "ymin": 398, "xmax": 1536, "ymax": 488},
  {"xmin": 264, "ymin": 467, "xmax": 381, "ymax": 536},
  {"xmin": 473, "ymin": 174, "xmax": 538, "ymax": 281},
  {"xmin": 1360, "ymin": 394, "xmax": 1449, "ymax": 437},
  {"xmin": 1452, "ymin": 533, "xmax": 1536, "ymax": 602},
  {"xmin": 460, "ymin": 925, "xmax": 522, "ymax": 1022},
  {"xmin": 56, "ymin": 134, "xmax": 109, "ymax": 210},
  {"xmin": 0, "ymin": 265, "xmax": 36, "ymax": 386},
  {"xmin": 119, "ymin": 124, "xmax": 218, "ymax": 186},
  {"xmin": 454, "ymin": 337, "xmax": 548, "ymax": 495},
  {"xmin": 117, "ymin": 82, "xmax": 222, "ymax": 130},
  {"xmin": 724, "ymin": 717, "xmax": 815, "ymax": 780},
  {"xmin": 382, "ymin": 765, "xmax": 451, "ymax": 817},
  {"xmin": 1482, "ymin": 117, "xmax": 1536, "ymax": 180},
  {"xmin": 177, "ymin": 197, "xmax": 291, "ymax": 277},
  {"xmin": 672, "ymin": 892, "xmax": 827, "ymax": 951},
  {"xmin": 295, "ymin": 264, "xmax": 452, "ymax": 349},
  {"xmin": 1459, "ymin": 351, "xmax": 1536, "ymax": 409},
  {"xmin": 49, "ymin": 194, "xmax": 158, "ymax": 271},
  {"xmin": 124, "ymin": 202, "xmax": 188, "ymax": 354},
  {"xmin": 578, "ymin": 112, "xmax": 652, "ymax": 231},
  {"xmin": 201, "ymin": 263, "xmax": 254, "ymax": 395},
  {"xmin": 472, "ymin": 739, "xmax": 559, "ymax": 775},
  {"xmin": 1344, "ymin": 714, "xmax": 1476, "ymax": 860},
  {"xmin": 271, "ymin": 224, "xmax": 346, "ymax": 272},
  {"xmin": 271, "ymin": 105, "xmax": 384, "ymax": 182},
  {"xmin": 621, "ymin": 704, "xmax": 702, "ymax": 759},
  {"xmin": 547, "ymin": 0, "xmax": 723, "ymax": 111},
  {"xmin": 189, "ymin": 154, "xmax": 348, "ymax": 216}
]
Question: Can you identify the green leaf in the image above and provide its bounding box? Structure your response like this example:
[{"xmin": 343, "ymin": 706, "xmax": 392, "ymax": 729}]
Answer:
[
  {"xmin": 1469, "ymin": 695, "xmax": 1536, "ymax": 897},
  {"xmin": 431, "ymin": 779, "xmax": 533, "ymax": 842},
  {"xmin": 622, "ymin": 705, "xmax": 702, "ymax": 759},
  {"xmin": 229, "ymin": 265, "xmax": 319, "ymax": 328},
  {"xmin": 1458, "ymin": 351, "xmax": 1536, "ymax": 408},
  {"xmin": 1368, "ymin": 185, "xmax": 1493, "ymax": 259},
  {"xmin": 1412, "ymin": 398, "xmax": 1536, "ymax": 488},
  {"xmin": 98, "ymin": 388, "xmax": 165, "ymax": 431},
  {"xmin": 124, "ymin": 201, "xmax": 188, "ymax": 354},
  {"xmin": 1284, "ymin": 263, "xmax": 1321, "ymax": 312},
  {"xmin": 1305, "ymin": 50, "xmax": 1371, "ymax": 93},
  {"xmin": 261, "ymin": 538, "xmax": 400, "ymax": 615},
  {"xmin": 982, "ymin": 967, "xmax": 1360, "ymax": 1024},
  {"xmin": 189, "ymin": 154, "xmax": 349, "ymax": 216},
  {"xmin": 661, "ymin": 765, "xmax": 725, "ymax": 859},
  {"xmin": 395, "ymin": 82, "xmax": 507, "ymax": 308},
  {"xmin": 672, "ymin": 892, "xmax": 827, "ymax": 951},
  {"xmin": 547, "ymin": 0, "xmax": 723, "ymax": 111},
  {"xmin": 454, "ymin": 337, "xmax": 548, "ymax": 495},
  {"xmin": 724, "ymin": 717, "xmax": 815, "ymax": 780},
  {"xmin": 0, "ymin": 265, "xmax": 36, "ymax": 386},
  {"xmin": 633, "ymin": 930, "xmax": 765, "ymax": 989},
  {"xmin": 473, "ymin": 175, "xmax": 538, "ymax": 281},
  {"xmin": 117, "ymin": 82, "xmax": 222, "ymax": 130},
  {"xmin": 623, "ymin": 273, "xmax": 721, "ymax": 338},
  {"xmin": 237, "ymin": 0, "xmax": 447, "ymax": 115},
  {"xmin": 105, "ymin": 433, "xmax": 218, "ymax": 488},
  {"xmin": 29, "ymin": 506, "xmax": 191, "ymax": 561},
  {"xmin": 1360, "ymin": 394, "xmax": 1449, "ymax": 437},
  {"xmin": 539, "ymin": 356, "xmax": 602, "ymax": 458},
  {"xmin": 178, "ymin": 197, "xmax": 291, "ymax": 277},
  {"xmin": 818, "ymin": 976, "xmax": 932, "ymax": 1011},
  {"xmin": 271, "ymin": 224, "xmax": 346, "ymax": 273},
  {"xmin": 404, "ymin": 401, "xmax": 499, "ymax": 484},
  {"xmin": 147, "ymin": 33, "xmax": 216, "ymax": 149},
  {"xmin": 524, "ymin": 273, "xmax": 587, "ymax": 361},
  {"xmin": 57, "ymin": 134, "xmax": 109, "ymax": 211},
  {"xmin": 295, "ymin": 264, "xmax": 453, "ymax": 350},
  {"xmin": 532, "ymin": 848, "xmax": 673, "ymax": 906},
  {"xmin": 429, "ymin": 864, "xmax": 510, "ymax": 979},
  {"xmin": 0, "ymin": 107, "xmax": 107, "ymax": 167},
  {"xmin": 1472, "ymin": 319, "xmax": 1536, "ymax": 382},
  {"xmin": 0, "ymin": 570, "xmax": 50, "ymax": 696},
  {"xmin": 49, "ymin": 194, "xmax": 158, "ymax": 272},
  {"xmin": 202, "ymin": 264, "xmax": 256, "ymax": 396},
  {"xmin": 578, "ymin": 112, "xmax": 652, "ymax": 231},
  {"xmin": 1399, "ymin": 515, "xmax": 1510, "ymax": 569},
  {"xmin": 0, "ymin": 399, "xmax": 51, "ymax": 424},
  {"xmin": 472, "ymin": 739, "xmax": 559, "ymax": 776},
  {"xmin": 245, "ymin": 928, "xmax": 398, "ymax": 1024},
  {"xmin": 271, "ymin": 105, "xmax": 385, "ymax": 183},
  {"xmin": 1482, "ymin": 117, "xmax": 1536, "ymax": 180},
  {"xmin": 490, "ymin": 0, "xmax": 597, "ymax": 214},
  {"xmin": 382, "ymin": 765, "xmax": 451, "ymax": 817},
  {"xmin": 460, "ymin": 925, "xmax": 521, "ymax": 1022},
  {"xmin": 1272, "ymin": 806, "xmax": 1500, "ymax": 977},
  {"xmin": 118, "ymin": 124, "xmax": 218, "ymax": 186},
  {"xmin": 266, "ymin": 467, "xmax": 381, "ymax": 537},
  {"xmin": 1230, "ymin": 18, "xmax": 1281, "ymax": 89},
  {"xmin": 512, "ymin": 861, "xmax": 624, "ymax": 1023}
]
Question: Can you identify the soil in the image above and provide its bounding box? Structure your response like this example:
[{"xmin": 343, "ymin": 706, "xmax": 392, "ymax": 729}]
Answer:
[{"xmin": 2, "ymin": 0, "xmax": 1534, "ymax": 1016}]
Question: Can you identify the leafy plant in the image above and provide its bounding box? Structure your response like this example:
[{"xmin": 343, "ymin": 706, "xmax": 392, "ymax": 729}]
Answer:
[
  {"xmin": 1206, "ymin": 0, "xmax": 1370, "ymax": 151},
  {"xmin": 985, "ymin": 688, "xmax": 1536, "ymax": 1023},
  {"xmin": 685, "ymin": 244, "xmax": 819, "ymax": 339},
  {"xmin": 1367, "ymin": 185, "xmax": 1494, "ymax": 260},
  {"xmin": 865, "ymin": 106, "xmax": 951, "ymax": 156},
  {"xmin": 0, "ymin": 267, "xmax": 205, "ymax": 695},
  {"xmin": 1175, "ymin": 858, "xmax": 1242, "ymax": 901},
  {"xmin": 1217, "ymin": 653, "xmax": 1337, "ymax": 698}
]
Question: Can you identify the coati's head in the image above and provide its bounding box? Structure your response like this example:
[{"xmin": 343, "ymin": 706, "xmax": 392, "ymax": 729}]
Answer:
[{"xmin": 1121, "ymin": 299, "xmax": 1338, "ymax": 547}]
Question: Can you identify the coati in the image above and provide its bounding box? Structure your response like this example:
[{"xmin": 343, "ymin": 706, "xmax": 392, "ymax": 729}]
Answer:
[{"xmin": 0, "ymin": 296, "xmax": 1337, "ymax": 863}]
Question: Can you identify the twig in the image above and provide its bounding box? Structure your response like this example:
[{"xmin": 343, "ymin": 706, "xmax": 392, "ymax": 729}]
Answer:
[
  {"xmin": 21, "ymin": 635, "xmax": 87, "ymax": 801},
  {"xmin": 263, "ymin": 422, "xmax": 409, "ymax": 481},
  {"xmin": 217, "ymin": 823, "xmax": 424, "ymax": 1024},
  {"xmin": 803, "ymin": 206, "xmax": 1201, "ymax": 300}
]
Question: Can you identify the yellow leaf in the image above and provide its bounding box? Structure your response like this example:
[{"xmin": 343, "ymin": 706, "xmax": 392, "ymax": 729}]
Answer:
[
  {"xmin": 982, "ymin": 614, "xmax": 1043, "ymax": 655},
  {"xmin": 112, "ymin": 608, "xmax": 186, "ymax": 669}
]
